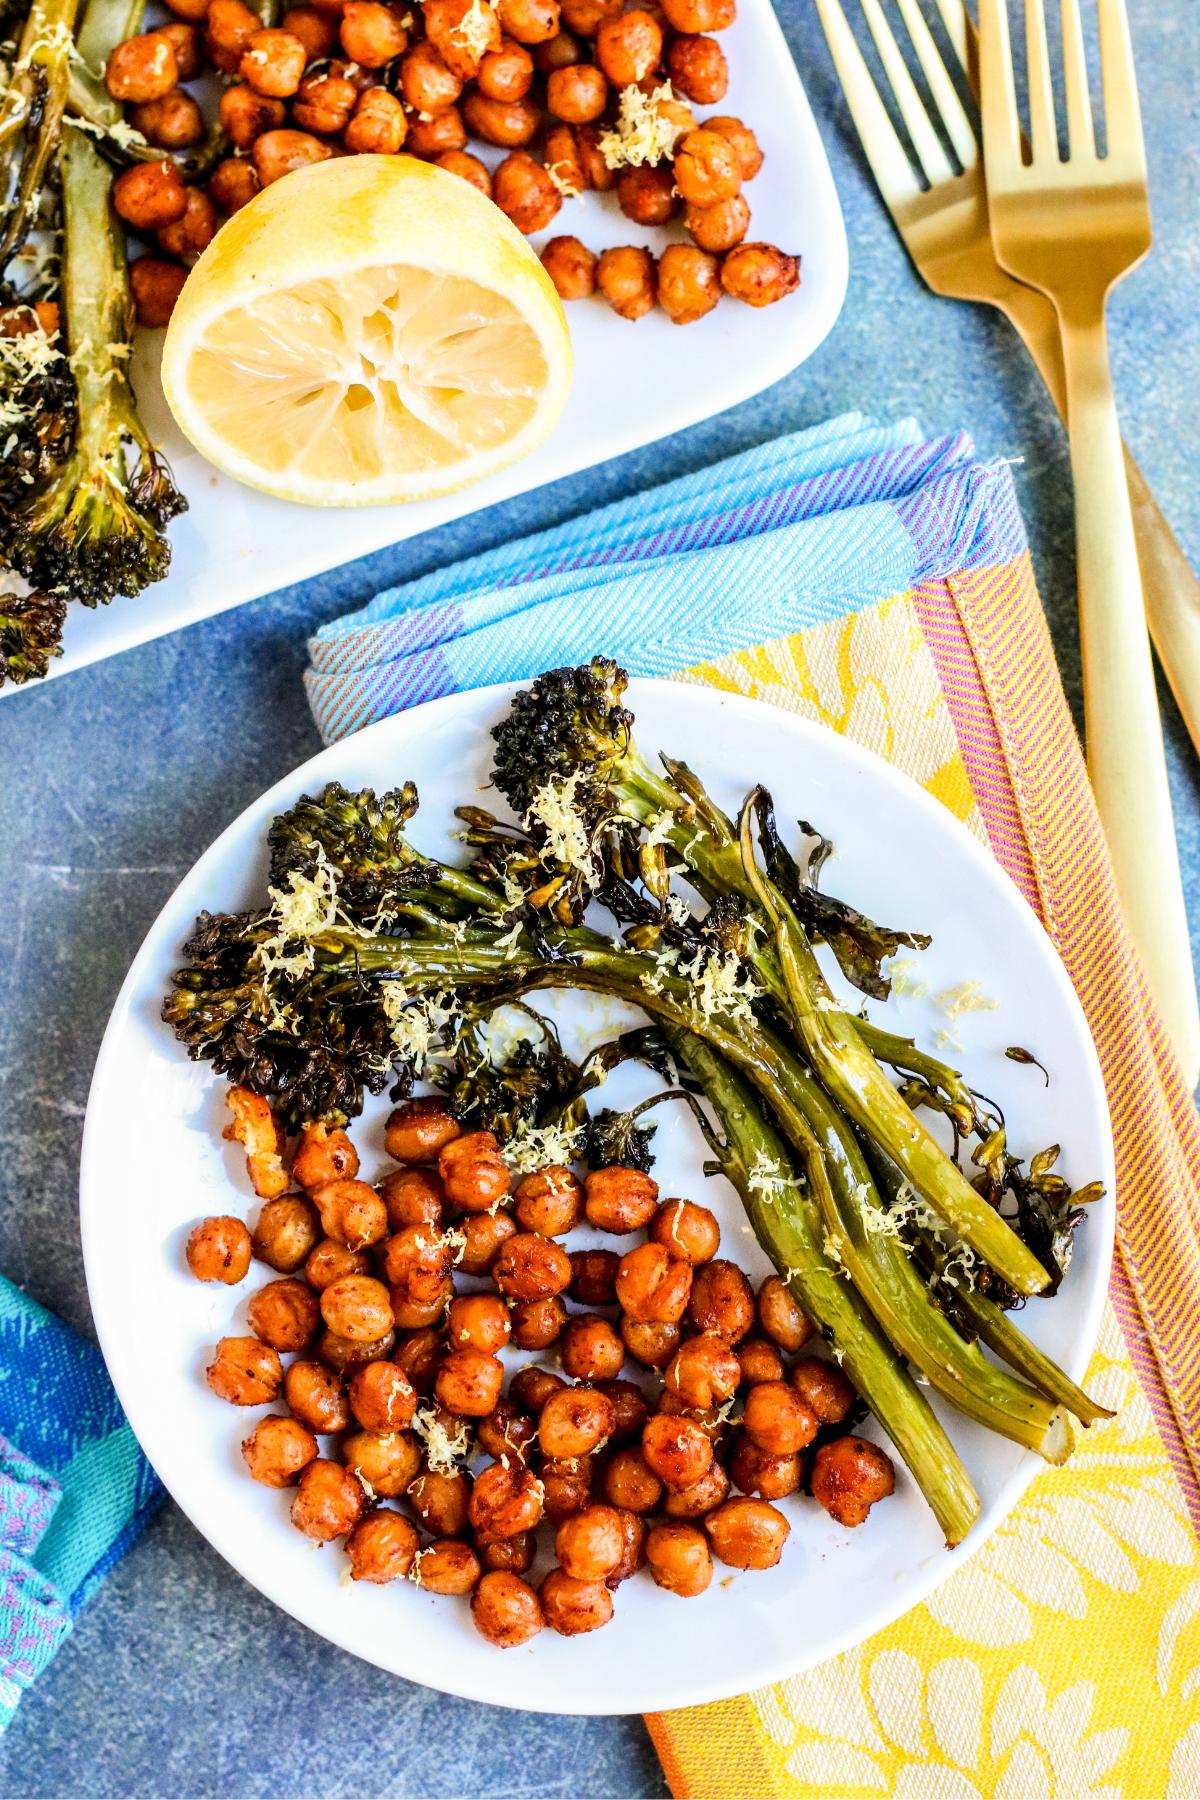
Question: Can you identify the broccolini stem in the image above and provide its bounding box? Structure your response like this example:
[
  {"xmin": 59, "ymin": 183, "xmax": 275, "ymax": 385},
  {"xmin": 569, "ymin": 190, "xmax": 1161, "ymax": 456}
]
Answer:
[
  {"xmin": 660, "ymin": 1023, "xmax": 981, "ymax": 1547},
  {"xmin": 843, "ymin": 1017, "xmax": 982, "ymax": 1133},
  {"xmin": 949, "ymin": 1287, "xmax": 1113, "ymax": 1428},
  {"xmin": 0, "ymin": 0, "xmax": 81, "ymax": 267},
  {"xmin": 60, "ymin": 122, "xmax": 135, "ymax": 443}
]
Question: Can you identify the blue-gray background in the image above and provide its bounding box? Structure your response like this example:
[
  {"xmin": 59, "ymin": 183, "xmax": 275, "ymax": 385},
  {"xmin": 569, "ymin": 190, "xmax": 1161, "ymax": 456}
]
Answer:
[{"xmin": 2, "ymin": 2, "xmax": 1197, "ymax": 1794}]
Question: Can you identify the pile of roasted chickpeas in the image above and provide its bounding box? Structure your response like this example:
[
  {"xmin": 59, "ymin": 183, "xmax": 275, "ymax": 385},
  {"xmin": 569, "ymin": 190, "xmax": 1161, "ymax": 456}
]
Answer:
[
  {"xmin": 189, "ymin": 1084, "xmax": 894, "ymax": 1646},
  {"xmin": 103, "ymin": 0, "xmax": 799, "ymax": 330}
]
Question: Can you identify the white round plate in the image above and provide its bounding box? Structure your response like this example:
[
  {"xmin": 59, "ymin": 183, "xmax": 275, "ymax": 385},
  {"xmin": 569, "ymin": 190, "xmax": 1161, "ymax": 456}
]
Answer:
[{"xmin": 81, "ymin": 680, "xmax": 1114, "ymax": 1714}]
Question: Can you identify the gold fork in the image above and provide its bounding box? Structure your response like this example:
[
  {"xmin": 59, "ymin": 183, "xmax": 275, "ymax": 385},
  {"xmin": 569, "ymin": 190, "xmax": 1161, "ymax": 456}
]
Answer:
[
  {"xmin": 816, "ymin": 0, "xmax": 1199, "ymax": 1078},
  {"xmin": 977, "ymin": 0, "xmax": 1197, "ymax": 1074}
]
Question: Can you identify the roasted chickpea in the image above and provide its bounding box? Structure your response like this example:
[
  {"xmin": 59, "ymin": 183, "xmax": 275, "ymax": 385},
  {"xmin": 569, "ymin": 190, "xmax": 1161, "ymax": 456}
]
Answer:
[
  {"xmin": 320, "ymin": 1273, "xmax": 394, "ymax": 1342},
  {"xmin": 131, "ymin": 86, "xmax": 204, "ymax": 150},
  {"xmin": 646, "ymin": 1198, "xmax": 718, "ymax": 1265},
  {"xmin": 208, "ymin": 158, "xmax": 260, "ymax": 216},
  {"xmin": 105, "ymin": 31, "xmax": 178, "ymax": 103},
  {"xmin": 663, "ymin": 1458, "xmax": 730, "ymax": 1520},
  {"xmin": 616, "ymin": 1243, "xmax": 692, "ymax": 1323},
  {"xmin": 684, "ymin": 192, "xmax": 749, "ymax": 254},
  {"xmin": 408, "ymin": 1466, "xmax": 471, "ymax": 1536},
  {"xmin": 219, "ymin": 82, "xmax": 286, "ymax": 150},
  {"xmin": 247, "ymin": 1277, "xmax": 320, "ymax": 1352},
  {"xmin": 585, "ymin": 1165, "xmax": 659, "ymax": 1234},
  {"xmin": 729, "ymin": 1435, "xmax": 801, "ymax": 1500},
  {"xmin": 392, "ymin": 1325, "xmax": 442, "ymax": 1394},
  {"xmin": 342, "ymin": 1427, "xmax": 421, "ymax": 1497},
  {"xmin": 478, "ymin": 1530, "xmax": 537, "ymax": 1573},
  {"xmin": 388, "ymin": 1281, "xmax": 451, "ymax": 1332},
  {"xmin": 338, "ymin": 0, "xmax": 407, "ymax": 65},
  {"xmin": 157, "ymin": 186, "xmax": 217, "ymax": 264},
  {"xmin": 509, "ymin": 1296, "xmax": 567, "ymax": 1351},
  {"xmin": 469, "ymin": 1460, "xmax": 546, "ymax": 1538},
  {"xmin": 664, "ymin": 1333, "xmax": 740, "ymax": 1409},
  {"xmin": 439, "ymin": 1131, "xmax": 511, "ymax": 1212},
  {"xmin": 413, "ymin": 1538, "xmax": 481, "ymax": 1594},
  {"xmin": 595, "ymin": 1378, "xmax": 650, "ymax": 1441},
  {"xmin": 616, "ymin": 164, "xmax": 677, "ymax": 226},
  {"xmin": 545, "ymin": 62, "xmax": 607, "ymax": 122},
  {"xmin": 603, "ymin": 1444, "xmax": 663, "ymax": 1513},
  {"xmin": 576, "ymin": 119, "xmax": 616, "ymax": 189},
  {"xmin": 705, "ymin": 1496, "xmax": 788, "ymax": 1568},
  {"xmin": 159, "ymin": 19, "xmax": 201, "ymax": 78},
  {"xmin": 284, "ymin": 1358, "xmax": 351, "ymax": 1433},
  {"xmin": 293, "ymin": 1122, "xmax": 360, "ymax": 1191},
  {"xmin": 666, "ymin": 31, "xmax": 727, "ymax": 102},
  {"xmin": 252, "ymin": 127, "xmax": 333, "ymax": 185},
  {"xmin": 535, "ymin": 27, "xmax": 581, "ymax": 68},
  {"xmin": 569, "ymin": 1247, "xmax": 620, "ymax": 1305},
  {"xmin": 281, "ymin": 5, "xmax": 338, "ymax": 59},
  {"xmin": 241, "ymin": 27, "xmax": 308, "ymax": 95},
  {"xmin": 206, "ymin": 0, "xmax": 260, "ymax": 72},
  {"xmin": 641, "ymin": 1412, "xmax": 713, "ymax": 1490},
  {"xmin": 509, "ymin": 1365, "xmax": 566, "ymax": 1415},
  {"xmin": 541, "ymin": 232, "xmax": 596, "ymax": 300},
  {"xmin": 656, "ymin": 1390, "xmax": 731, "ymax": 1451},
  {"xmin": 444, "ymin": 1293, "xmax": 509, "ymax": 1356},
  {"xmin": 311, "ymin": 1178, "xmax": 387, "ymax": 1250},
  {"xmin": 187, "ymin": 1216, "xmax": 252, "ymax": 1284},
  {"xmin": 385, "ymin": 1096, "xmax": 461, "ymax": 1163},
  {"xmin": 291, "ymin": 1457, "xmax": 365, "ymax": 1540},
  {"xmin": 741, "ymin": 1379, "xmax": 817, "ymax": 1456},
  {"xmin": 498, "ymin": 0, "xmax": 560, "ymax": 41},
  {"xmin": 476, "ymin": 1398, "xmax": 537, "ymax": 1463},
  {"xmin": 539, "ymin": 1384, "xmax": 616, "ymax": 1457},
  {"xmin": 242, "ymin": 1414, "xmax": 318, "ymax": 1486},
  {"xmin": 477, "ymin": 34, "xmax": 534, "ymax": 99},
  {"xmin": 660, "ymin": 0, "xmax": 735, "ymax": 29},
  {"xmin": 435, "ymin": 1347, "xmax": 504, "ymax": 1417},
  {"xmin": 208, "ymin": 1335, "xmax": 284, "ymax": 1405},
  {"xmin": 375, "ymin": 1171, "xmax": 439, "ymax": 1240},
  {"xmin": 688, "ymin": 1258, "xmax": 755, "ymax": 1342},
  {"xmin": 513, "ymin": 1166, "xmax": 584, "ymax": 1236},
  {"xmin": 163, "ymin": 0, "xmax": 210, "ymax": 22},
  {"xmin": 252, "ymin": 1195, "xmax": 321, "ymax": 1272},
  {"xmin": 756, "ymin": 1276, "xmax": 812, "ymax": 1352},
  {"xmin": 559, "ymin": 0, "xmax": 621, "ymax": 34},
  {"xmin": 595, "ymin": 8, "xmax": 661, "ymax": 83},
  {"xmin": 705, "ymin": 113, "xmax": 763, "ymax": 179},
  {"xmin": 791, "ymin": 1354, "xmax": 855, "ymax": 1424},
  {"xmin": 346, "ymin": 1509, "xmax": 419, "ymax": 1582},
  {"xmin": 493, "ymin": 1232, "xmax": 572, "ymax": 1302},
  {"xmin": 540, "ymin": 1569, "xmax": 614, "ymax": 1635},
  {"xmin": 540, "ymin": 1454, "xmax": 592, "ymax": 1522},
  {"xmin": 646, "ymin": 1520, "xmax": 712, "ymax": 1596},
  {"xmin": 464, "ymin": 92, "xmax": 541, "ymax": 148},
  {"xmin": 657, "ymin": 243, "xmax": 720, "ymax": 324},
  {"xmin": 317, "ymin": 1326, "xmax": 395, "ymax": 1373},
  {"xmin": 435, "ymin": 148, "xmax": 492, "ymax": 195},
  {"xmin": 304, "ymin": 1238, "xmax": 370, "ymax": 1292},
  {"xmin": 620, "ymin": 1316, "xmax": 681, "ymax": 1369},
  {"xmin": 811, "ymin": 1435, "xmax": 894, "ymax": 1527},
  {"xmin": 457, "ymin": 1208, "xmax": 516, "ymax": 1276},
  {"xmin": 345, "ymin": 86, "xmax": 408, "ymax": 153},
  {"xmin": 561, "ymin": 1315, "xmax": 624, "ymax": 1383},
  {"xmin": 605, "ymin": 1508, "xmax": 647, "ymax": 1588},
  {"xmin": 131, "ymin": 256, "xmax": 188, "ymax": 326},
  {"xmin": 553, "ymin": 1503, "xmax": 623, "ymax": 1579},
  {"xmin": 674, "ymin": 128, "xmax": 739, "ymax": 206},
  {"xmin": 424, "ymin": 0, "xmax": 500, "ymax": 76},
  {"xmin": 736, "ymin": 1335, "xmax": 784, "ymax": 1387},
  {"xmin": 113, "ymin": 160, "xmax": 188, "ymax": 231},
  {"xmin": 398, "ymin": 44, "xmax": 464, "ymax": 121},
  {"xmin": 471, "ymin": 1571, "xmax": 543, "ymax": 1646}
]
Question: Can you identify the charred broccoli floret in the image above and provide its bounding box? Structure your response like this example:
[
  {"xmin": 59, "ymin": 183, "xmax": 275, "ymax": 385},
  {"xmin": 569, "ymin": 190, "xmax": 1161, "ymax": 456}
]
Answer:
[
  {"xmin": 0, "ymin": 586, "xmax": 66, "ymax": 684},
  {"xmin": 0, "ymin": 313, "xmax": 74, "ymax": 505}
]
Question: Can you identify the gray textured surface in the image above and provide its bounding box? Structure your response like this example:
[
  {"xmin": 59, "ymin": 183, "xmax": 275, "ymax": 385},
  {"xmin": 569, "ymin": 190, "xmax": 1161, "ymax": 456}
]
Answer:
[{"xmin": 2, "ymin": 0, "xmax": 1198, "ymax": 1794}]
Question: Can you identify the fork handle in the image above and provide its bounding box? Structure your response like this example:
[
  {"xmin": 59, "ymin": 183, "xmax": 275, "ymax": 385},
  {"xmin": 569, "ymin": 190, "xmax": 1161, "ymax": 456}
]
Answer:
[
  {"xmin": 999, "ymin": 280, "xmax": 1200, "ymax": 760},
  {"xmin": 1057, "ymin": 301, "xmax": 1199, "ymax": 1080}
]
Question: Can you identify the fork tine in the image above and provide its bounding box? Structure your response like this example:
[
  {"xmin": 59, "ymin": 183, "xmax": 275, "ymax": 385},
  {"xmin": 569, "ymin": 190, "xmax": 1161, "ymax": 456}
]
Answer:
[
  {"xmin": 934, "ymin": 0, "xmax": 982, "ymax": 109},
  {"xmin": 1060, "ymin": 0, "xmax": 1096, "ymax": 156},
  {"xmin": 977, "ymin": 0, "xmax": 1023, "ymax": 177},
  {"xmin": 1023, "ymin": 0, "xmax": 1058, "ymax": 162},
  {"xmin": 813, "ymin": 0, "xmax": 923, "ymax": 209},
  {"xmin": 857, "ymin": 0, "xmax": 956, "ymax": 186},
  {"xmin": 894, "ymin": 0, "xmax": 978, "ymax": 170},
  {"xmin": 1097, "ymin": 0, "xmax": 1145, "ymax": 160}
]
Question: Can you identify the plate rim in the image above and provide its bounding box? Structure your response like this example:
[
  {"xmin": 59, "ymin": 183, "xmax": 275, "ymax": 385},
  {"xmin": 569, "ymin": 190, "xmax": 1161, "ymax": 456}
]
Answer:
[{"xmin": 80, "ymin": 678, "xmax": 1115, "ymax": 1713}]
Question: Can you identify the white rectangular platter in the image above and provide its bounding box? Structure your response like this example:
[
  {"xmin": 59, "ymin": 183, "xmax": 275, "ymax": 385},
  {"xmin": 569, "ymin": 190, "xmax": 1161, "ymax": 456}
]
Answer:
[{"xmin": 9, "ymin": 0, "xmax": 847, "ymax": 691}]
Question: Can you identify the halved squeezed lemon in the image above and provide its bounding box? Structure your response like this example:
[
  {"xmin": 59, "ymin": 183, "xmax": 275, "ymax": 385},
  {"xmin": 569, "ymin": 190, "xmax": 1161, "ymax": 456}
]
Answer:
[{"xmin": 160, "ymin": 155, "xmax": 573, "ymax": 507}]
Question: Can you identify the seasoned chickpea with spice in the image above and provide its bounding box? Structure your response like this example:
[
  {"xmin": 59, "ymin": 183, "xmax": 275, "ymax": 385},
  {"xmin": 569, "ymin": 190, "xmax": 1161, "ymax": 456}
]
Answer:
[
  {"xmin": 208, "ymin": 159, "xmax": 260, "ymax": 217},
  {"xmin": 435, "ymin": 1347, "xmax": 505, "ymax": 1417},
  {"xmin": 742, "ymin": 1379, "xmax": 818, "ymax": 1456},
  {"xmin": 721, "ymin": 242, "xmax": 800, "ymax": 307},
  {"xmin": 392, "ymin": 1326, "xmax": 442, "ymax": 1394},
  {"xmin": 662, "ymin": 1459, "xmax": 730, "ymax": 1520},
  {"xmin": 540, "ymin": 1569, "xmax": 614, "ymax": 1635},
  {"xmin": 540, "ymin": 1454, "xmax": 592, "ymax": 1522},
  {"xmin": 240, "ymin": 28, "xmax": 308, "ymax": 97},
  {"xmin": 539, "ymin": 1384, "xmax": 615, "ymax": 1457},
  {"xmin": 424, "ymin": 0, "xmax": 500, "ymax": 77},
  {"xmin": 615, "ymin": 1242, "xmax": 692, "ymax": 1323},
  {"xmin": 447, "ymin": 1292, "xmax": 512, "ymax": 1354},
  {"xmin": 470, "ymin": 1571, "xmax": 543, "ymax": 1647},
  {"xmin": 130, "ymin": 259, "xmax": 187, "ymax": 327},
  {"xmin": 688, "ymin": 1257, "xmax": 755, "ymax": 1342},
  {"xmin": 791, "ymin": 1354, "xmax": 856, "ymax": 1425},
  {"xmin": 605, "ymin": 1507, "xmax": 647, "ymax": 1587},
  {"xmin": 385, "ymin": 1096, "xmax": 461, "ymax": 1163},
  {"xmin": 513, "ymin": 1166, "xmax": 584, "ymax": 1236},
  {"xmin": 657, "ymin": 243, "xmax": 720, "ymax": 324},
  {"xmin": 293, "ymin": 1122, "xmax": 359, "ymax": 1191},
  {"xmin": 660, "ymin": 0, "xmax": 735, "ymax": 30},
  {"xmin": 435, "ymin": 149, "xmax": 492, "ymax": 196},
  {"xmin": 543, "ymin": 122, "xmax": 588, "ymax": 194},
  {"xmin": 159, "ymin": 19, "xmax": 201, "ymax": 79},
  {"xmin": 493, "ymin": 1232, "xmax": 571, "ymax": 1302},
  {"xmin": 560, "ymin": 0, "xmax": 621, "ymax": 33},
  {"xmin": 252, "ymin": 128, "xmax": 333, "ymax": 185},
  {"xmin": 757, "ymin": 1275, "xmax": 812, "ymax": 1352},
  {"xmin": 304, "ymin": 1238, "xmax": 370, "ymax": 1293},
  {"xmin": 413, "ymin": 1539, "xmax": 481, "ymax": 1594},
  {"xmin": 498, "ymin": 0, "xmax": 561, "ymax": 41},
  {"xmin": 545, "ymin": 62, "xmax": 607, "ymax": 122},
  {"xmin": 476, "ymin": 1398, "xmax": 537, "ymax": 1463},
  {"xmin": 509, "ymin": 1365, "xmax": 566, "ymax": 1416},
  {"xmin": 736, "ymin": 1335, "xmax": 785, "ymax": 1387},
  {"xmin": 648, "ymin": 1198, "xmax": 720, "ymax": 1264},
  {"xmin": 479, "ymin": 1533, "xmax": 535, "ymax": 1575},
  {"xmin": 492, "ymin": 151, "xmax": 562, "ymax": 233},
  {"xmin": 205, "ymin": 0, "xmax": 260, "ymax": 72},
  {"xmin": 219, "ymin": 83, "xmax": 286, "ymax": 150},
  {"xmin": 341, "ymin": 1427, "xmax": 422, "ymax": 1497},
  {"xmin": 674, "ymin": 128, "xmax": 741, "ymax": 206},
  {"xmin": 535, "ymin": 27, "xmax": 581, "ymax": 68},
  {"xmin": 291, "ymin": 1458, "xmax": 364, "ymax": 1541},
  {"xmin": 463, "ymin": 93, "xmax": 541, "ymax": 147},
  {"xmin": 312, "ymin": 1178, "xmax": 387, "ymax": 1250},
  {"xmin": 346, "ymin": 1510, "xmax": 420, "ymax": 1582},
  {"xmin": 317, "ymin": 1325, "xmax": 395, "ymax": 1374},
  {"xmin": 729, "ymin": 1436, "xmax": 801, "ymax": 1500},
  {"xmin": 285, "ymin": 1359, "xmax": 351, "ymax": 1433},
  {"xmin": 438, "ymin": 1131, "xmax": 511, "ymax": 1211},
  {"xmin": 345, "ymin": 87, "xmax": 408, "ymax": 154},
  {"xmin": 338, "ymin": 0, "xmax": 408, "ymax": 67},
  {"xmin": 456, "ymin": 1208, "xmax": 516, "ymax": 1276},
  {"xmin": 105, "ymin": 31, "xmax": 178, "ymax": 103},
  {"xmin": 281, "ymin": 6, "xmax": 338, "ymax": 60},
  {"xmin": 603, "ymin": 1445, "xmax": 664, "ymax": 1513},
  {"xmin": 706, "ymin": 114, "xmax": 764, "ymax": 179},
  {"xmin": 684, "ymin": 193, "xmax": 750, "ymax": 254},
  {"xmin": 705, "ymin": 1496, "xmax": 789, "ymax": 1569},
  {"xmin": 477, "ymin": 36, "xmax": 535, "ymax": 100},
  {"xmin": 596, "ymin": 1378, "xmax": 649, "ymax": 1441},
  {"xmin": 241, "ymin": 1414, "xmax": 318, "ymax": 1486},
  {"xmin": 586, "ymin": 1165, "xmax": 658, "ymax": 1233},
  {"xmin": 595, "ymin": 8, "xmax": 662, "ymax": 83},
  {"xmin": 207, "ymin": 1336, "xmax": 283, "ymax": 1406},
  {"xmin": 247, "ymin": 1277, "xmax": 321, "ymax": 1353},
  {"xmin": 646, "ymin": 1520, "xmax": 712, "ymax": 1596},
  {"xmin": 113, "ymin": 161, "xmax": 188, "ymax": 232},
  {"xmin": 642, "ymin": 1412, "xmax": 713, "ymax": 1490},
  {"xmin": 509, "ymin": 1295, "xmax": 567, "ymax": 1350},
  {"xmin": 469, "ymin": 1461, "xmax": 546, "ymax": 1538},
  {"xmin": 555, "ymin": 1504, "xmax": 623, "ymax": 1579},
  {"xmin": 131, "ymin": 87, "xmax": 204, "ymax": 150},
  {"xmin": 664, "ymin": 1332, "xmax": 740, "ymax": 1409},
  {"xmin": 576, "ymin": 121, "xmax": 616, "ymax": 188},
  {"xmin": 620, "ymin": 1316, "xmax": 681, "ymax": 1369},
  {"xmin": 157, "ymin": 187, "xmax": 217, "ymax": 264},
  {"xmin": 811, "ymin": 1435, "xmax": 895, "ymax": 1527},
  {"xmin": 667, "ymin": 32, "xmax": 728, "ymax": 102},
  {"xmin": 186, "ymin": 1216, "xmax": 252, "ymax": 1285},
  {"xmin": 320, "ymin": 1273, "xmax": 394, "ymax": 1342},
  {"xmin": 561, "ymin": 1314, "xmax": 624, "ymax": 1382},
  {"xmin": 569, "ymin": 1246, "xmax": 619, "ymax": 1305},
  {"xmin": 617, "ymin": 164, "xmax": 678, "ymax": 227},
  {"xmin": 252, "ymin": 1194, "xmax": 320, "ymax": 1273},
  {"xmin": 408, "ymin": 1467, "xmax": 471, "ymax": 1536}
]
